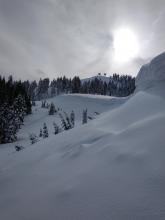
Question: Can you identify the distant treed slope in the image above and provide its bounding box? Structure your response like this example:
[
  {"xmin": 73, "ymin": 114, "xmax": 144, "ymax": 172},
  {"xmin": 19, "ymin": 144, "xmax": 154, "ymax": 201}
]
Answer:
[
  {"xmin": 81, "ymin": 74, "xmax": 135, "ymax": 97},
  {"xmin": 22, "ymin": 74, "xmax": 135, "ymax": 100}
]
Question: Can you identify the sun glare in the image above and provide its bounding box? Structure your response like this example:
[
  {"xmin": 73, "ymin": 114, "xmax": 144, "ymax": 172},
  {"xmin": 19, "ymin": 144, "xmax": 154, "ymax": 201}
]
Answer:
[{"xmin": 113, "ymin": 27, "xmax": 139, "ymax": 63}]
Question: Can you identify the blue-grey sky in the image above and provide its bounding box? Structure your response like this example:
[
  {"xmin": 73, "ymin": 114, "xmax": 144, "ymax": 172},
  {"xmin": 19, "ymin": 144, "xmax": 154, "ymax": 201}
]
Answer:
[{"xmin": 0, "ymin": 0, "xmax": 165, "ymax": 80}]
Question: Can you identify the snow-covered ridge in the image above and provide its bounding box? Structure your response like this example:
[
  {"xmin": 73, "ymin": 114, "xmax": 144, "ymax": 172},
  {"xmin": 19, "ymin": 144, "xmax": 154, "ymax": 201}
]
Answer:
[
  {"xmin": 136, "ymin": 52, "xmax": 165, "ymax": 91},
  {"xmin": 81, "ymin": 75, "xmax": 110, "ymax": 83}
]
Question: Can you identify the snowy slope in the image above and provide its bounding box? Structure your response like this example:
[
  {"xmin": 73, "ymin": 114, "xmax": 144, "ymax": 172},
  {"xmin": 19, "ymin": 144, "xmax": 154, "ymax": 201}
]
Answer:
[
  {"xmin": 0, "ymin": 53, "xmax": 165, "ymax": 220},
  {"xmin": 0, "ymin": 94, "xmax": 126, "ymax": 164},
  {"xmin": 0, "ymin": 91, "xmax": 165, "ymax": 220}
]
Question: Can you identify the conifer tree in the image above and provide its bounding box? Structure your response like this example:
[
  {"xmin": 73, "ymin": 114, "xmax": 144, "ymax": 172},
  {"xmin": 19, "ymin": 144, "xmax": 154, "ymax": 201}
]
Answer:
[
  {"xmin": 13, "ymin": 94, "xmax": 26, "ymax": 128},
  {"xmin": 49, "ymin": 102, "xmax": 56, "ymax": 115},
  {"xmin": 5, "ymin": 105, "xmax": 18, "ymax": 143},
  {"xmin": 43, "ymin": 123, "xmax": 49, "ymax": 138},
  {"xmin": 29, "ymin": 133, "xmax": 38, "ymax": 144},
  {"xmin": 59, "ymin": 113, "xmax": 69, "ymax": 130},
  {"xmin": 53, "ymin": 122, "xmax": 60, "ymax": 135},
  {"xmin": 25, "ymin": 96, "xmax": 32, "ymax": 114},
  {"xmin": 0, "ymin": 104, "xmax": 18, "ymax": 143},
  {"xmin": 64, "ymin": 112, "xmax": 72, "ymax": 129},
  {"xmin": 82, "ymin": 109, "xmax": 87, "ymax": 124},
  {"xmin": 39, "ymin": 128, "xmax": 43, "ymax": 137},
  {"xmin": 70, "ymin": 110, "xmax": 75, "ymax": 128}
]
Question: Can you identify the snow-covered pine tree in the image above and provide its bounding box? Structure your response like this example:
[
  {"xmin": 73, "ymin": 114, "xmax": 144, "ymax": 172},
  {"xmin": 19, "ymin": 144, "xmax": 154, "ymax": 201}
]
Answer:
[
  {"xmin": 0, "ymin": 104, "xmax": 7, "ymax": 143},
  {"xmin": 41, "ymin": 100, "xmax": 46, "ymax": 108},
  {"xmin": 53, "ymin": 122, "xmax": 60, "ymax": 135},
  {"xmin": 59, "ymin": 113, "xmax": 69, "ymax": 130},
  {"xmin": 13, "ymin": 94, "xmax": 26, "ymax": 128},
  {"xmin": 43, "ymin": 123, "xmax": 49, "ymax": 138},
  {"xmin": 64, "ymin": 112, "xmax": 72, "ymax": 129},
  {"xmin": 49, "ymin": 102, "xmax": 56, "ymax": 115},
  {"xmin": 0, "ymin": 103, "xmax": 18, "ymax": 143},
  {"xmin": 29, "ymin": 133, "xmax": 38, "ymax": 144},
  {"xmin": 51, "ymin": 86, "xmax": 56, "ymax": 97},
  {"xmin": 39, "ymin": 128, "xmax": 43, "ymax": 137},
  {"xmin": 25, "ymin": 95, "xmax": 32, "ymax": 115},
  {"xmin": 82, "ymin": 109, "xmax": 87, "ymax": 124},
  {"xmin": 6, "ymin": 106, "xmax": 18, "ymax": 143},
  {"xmin": 70, "ymin": 110, "xmax": 75, "ymax": 128}
]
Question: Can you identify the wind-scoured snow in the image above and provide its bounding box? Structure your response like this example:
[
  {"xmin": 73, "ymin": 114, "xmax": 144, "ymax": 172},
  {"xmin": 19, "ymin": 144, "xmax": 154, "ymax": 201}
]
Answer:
[{"xmin": 0, "ymin": 53, "xmax": 165, "ymax": 220}]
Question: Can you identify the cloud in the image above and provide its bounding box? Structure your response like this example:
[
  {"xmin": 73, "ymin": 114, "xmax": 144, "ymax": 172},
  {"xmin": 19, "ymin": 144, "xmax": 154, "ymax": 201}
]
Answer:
[{"xmin": 0, "ymin": 0, "xmax": 165, "ymax": 80}]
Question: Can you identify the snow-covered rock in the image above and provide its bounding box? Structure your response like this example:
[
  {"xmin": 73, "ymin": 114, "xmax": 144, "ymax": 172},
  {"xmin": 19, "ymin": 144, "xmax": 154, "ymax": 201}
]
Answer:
[{"xmin": 136, "ymin": 52, "xmax": 165, "ymax": 92}]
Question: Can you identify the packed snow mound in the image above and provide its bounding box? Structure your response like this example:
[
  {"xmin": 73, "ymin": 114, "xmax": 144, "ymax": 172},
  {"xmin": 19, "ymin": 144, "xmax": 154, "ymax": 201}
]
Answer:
[
  {"xmin": 136, "ymin": 52, "xmax": 165, "ymax": 92},
  {"xmin": 93, "ymin": 91, "xmax": 165, "ymax": 133}
]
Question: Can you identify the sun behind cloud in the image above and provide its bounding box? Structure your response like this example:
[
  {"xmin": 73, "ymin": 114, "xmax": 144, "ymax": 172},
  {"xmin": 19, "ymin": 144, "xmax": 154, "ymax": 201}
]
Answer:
[{"xmin": 113, "ymin": 27, "xmax": 140, "ymax": 63}]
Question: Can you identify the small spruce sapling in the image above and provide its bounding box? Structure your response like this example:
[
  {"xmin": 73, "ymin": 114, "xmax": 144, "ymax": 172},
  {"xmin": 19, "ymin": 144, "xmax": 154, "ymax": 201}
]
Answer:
[
  {"xmin": 41, "ymin": 100, "xmax": 46, "ymax": 108},
  {"xmin": 59, "ymin": 113, "xmax": 69, "ymax": 130},
  {"xmin": 39, "ymin": 128, "xmax": 43, "ymax": 137},
  {"xmin": 43, "ymin": 123, "xmax": 49, "ymax": 138},
  {"xmin": 29, "ymin": 133, "xmax": 38, "ymax": 144},
  {"xmin": 53, "ymin": 122, "xmax": 60, "ymax": 135},
  {"xmin": 70, "ymin": 110, "xmax": 75, "ymax": 128},
  {"xmin": 49, "ymin": 102, "xmax": 56, "ymax": 115},
  {"xmin": 82, "ymin": 109, "xmax": 87, "ymax": 124},
  {"xmin": 64, "ymin": 112, "xmax": 72, "ymax": 129}
]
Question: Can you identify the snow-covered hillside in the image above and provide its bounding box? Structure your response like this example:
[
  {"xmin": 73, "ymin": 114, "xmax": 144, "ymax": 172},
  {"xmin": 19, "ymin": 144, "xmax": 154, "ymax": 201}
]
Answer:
[
  {"xmin": 0, "ymin": 53, "xmax": 165, "ymax": 220},
  {"xmin": 0, "ymin": 94, "xmax": 126, "ymax": 167},
  {"xmin": 81, "ymin": 74, "xmax": 110, "ymax": 83}
]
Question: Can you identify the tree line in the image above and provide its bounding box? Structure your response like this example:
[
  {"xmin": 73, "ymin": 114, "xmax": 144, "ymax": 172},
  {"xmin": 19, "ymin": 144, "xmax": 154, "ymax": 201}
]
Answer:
[{"xmin": 22, "ymin": 73, "xmax": 135, "ymax": 100}]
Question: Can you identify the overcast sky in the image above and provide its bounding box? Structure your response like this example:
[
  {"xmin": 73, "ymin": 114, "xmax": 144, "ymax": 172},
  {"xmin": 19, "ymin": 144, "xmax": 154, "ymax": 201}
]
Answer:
[{"xmin": 0, "ymin": 0, "xmax": 165, "ymax": 80}]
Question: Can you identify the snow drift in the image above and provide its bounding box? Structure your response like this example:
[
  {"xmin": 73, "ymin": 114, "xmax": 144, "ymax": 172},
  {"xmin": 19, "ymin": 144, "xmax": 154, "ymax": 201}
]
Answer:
[
  {"xmin": 0, "ymin": 53, "xmax": 165, "ymax": 220},
  {"xmin": 136, "ymin": 52, "xmax": 165, "ymax": 92}
]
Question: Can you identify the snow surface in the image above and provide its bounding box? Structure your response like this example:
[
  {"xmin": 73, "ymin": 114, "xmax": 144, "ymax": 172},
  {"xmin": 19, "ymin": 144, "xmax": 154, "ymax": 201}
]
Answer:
[
  {"xmin": 0, "ymin": 53, "xmax": 165, "ymax": 220},
  {"xmin": 136, "ymin": 52, "xmax": 165, "ymax": 92},
  {"xmin": 0, "ymin": 94, "xmax": 126, "ymax": 166}
]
